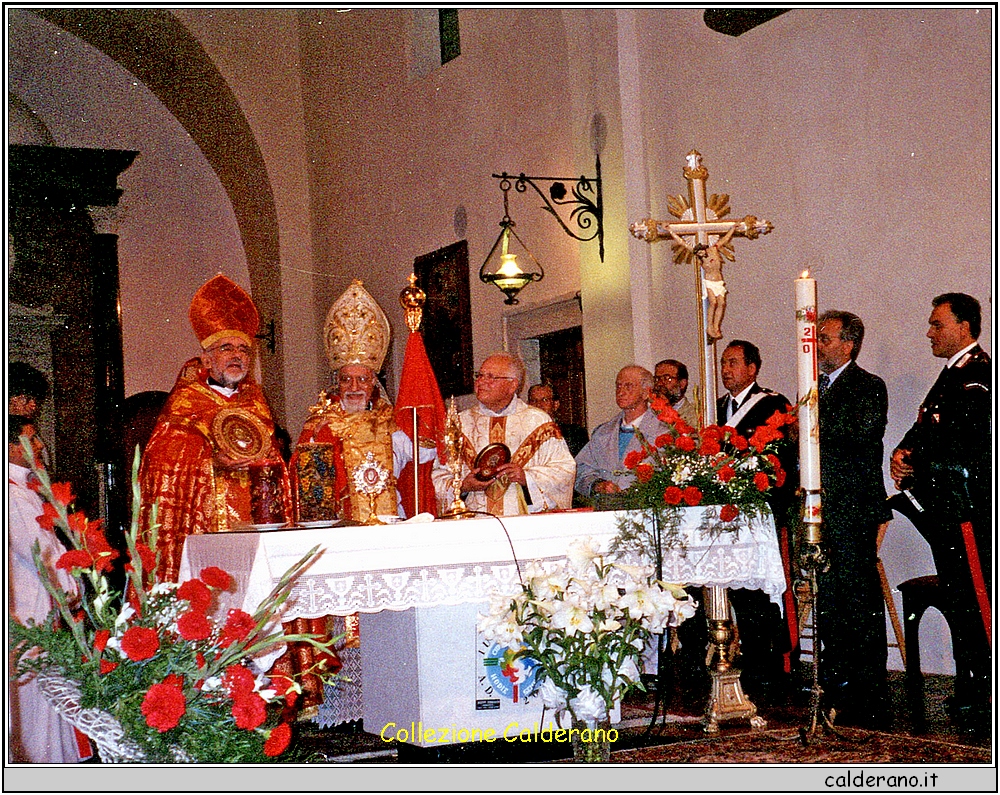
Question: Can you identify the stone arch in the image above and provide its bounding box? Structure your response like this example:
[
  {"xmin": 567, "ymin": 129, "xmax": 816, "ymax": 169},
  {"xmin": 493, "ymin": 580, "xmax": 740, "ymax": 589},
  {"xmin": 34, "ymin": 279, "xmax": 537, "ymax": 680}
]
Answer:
[{"xmin": 34, "ymin": 7, "xmax": 286, "ymax": 411}]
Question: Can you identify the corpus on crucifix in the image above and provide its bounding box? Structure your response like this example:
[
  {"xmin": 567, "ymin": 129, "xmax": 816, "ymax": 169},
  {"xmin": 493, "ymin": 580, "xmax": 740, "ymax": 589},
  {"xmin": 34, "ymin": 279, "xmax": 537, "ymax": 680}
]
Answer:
[
  {"xmin": 629, "ymin": 150, "xmax": 773, "ymax": 424},
  {"xmin": 630, "ymin": 150, "xmax": 775, "ymax": 733}
]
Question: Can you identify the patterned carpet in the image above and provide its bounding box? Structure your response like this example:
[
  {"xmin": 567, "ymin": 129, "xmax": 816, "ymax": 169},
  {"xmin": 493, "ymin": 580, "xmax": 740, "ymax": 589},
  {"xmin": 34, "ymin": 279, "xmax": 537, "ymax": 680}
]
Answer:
[
  {"xmin": 297, "ymin": 672, "xmax": 992, "ymax": 765},
  {"xmin": 609, "ymin": 727, "xmax": 990, "ymax": 765}
]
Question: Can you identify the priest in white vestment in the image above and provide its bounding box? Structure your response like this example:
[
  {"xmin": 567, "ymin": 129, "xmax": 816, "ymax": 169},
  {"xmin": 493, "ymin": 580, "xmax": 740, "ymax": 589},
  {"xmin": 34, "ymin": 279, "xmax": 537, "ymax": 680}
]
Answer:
[{"xmin": 431, "ymin": 353, "xmax": 574, "ymax": 516}]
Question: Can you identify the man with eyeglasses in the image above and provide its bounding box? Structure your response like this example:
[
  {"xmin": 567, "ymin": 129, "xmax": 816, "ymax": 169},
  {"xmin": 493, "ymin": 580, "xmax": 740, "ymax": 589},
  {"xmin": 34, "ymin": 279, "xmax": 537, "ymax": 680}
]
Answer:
[
  {"xmin": 431, "ymin": 352, "xmax": 574, "ymax": 516},
  {"xmin": 653, "ymin": 358, "xmax": 700, "ymax": 429},
  {"xmin": 139, "ymin": 274, "xmax": 291, "ymax": 583},
  {"xmin": 289, "ymin": 280, "xmax": 443, "ymax": 719}
]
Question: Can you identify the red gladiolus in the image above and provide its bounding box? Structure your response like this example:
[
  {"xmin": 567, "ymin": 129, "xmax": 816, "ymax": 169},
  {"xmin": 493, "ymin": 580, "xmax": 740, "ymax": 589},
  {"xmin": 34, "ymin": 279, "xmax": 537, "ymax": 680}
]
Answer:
[
  {"xmin": 36, "ymin": 502, "xmax": 60, "ymax": 532},
  {"xmin": 83, "ymin": 523, "xmax": 119, "ymax": 573},
  {"xmin": 754, "ymin": 472, "xmax": 770, "ymax": 492},
  {"xmin": 263, "ymin": 723, "xmax": 292, "ymax": 757},
  {"xmin": 682, "ymin": 486, "xmax": 702, "ymax": 506},
  {"xmin": 200, "ymin": 566, "xmax": 233, "ymax": 591},
  {"xmin": 177, "ymin": 610, "xmax": 213, "ymax": 641},
  {"xmin": 121, "ymin": 626, "xmax": 160, "ymax": 661},
  {"xmin": 219, "ymin": 609, "xmax": 256, "ymax": 648},
  {"xmin": 720, "ymin": 504, "xmax": 739, "ymax": 523},
  {"xmin": 129, "ymin": 542, "xmax": 156, "ymax": 575},
  {"xmin": 177, "ymin": 579, "xmax": 212, "ymax": 612},
  {"xmin": 716, "ymin": 464, "xmax": 735, "ymax": 483},
  {"xmin": 635, "ymin": 462, "xmax": 654, "ymax": 483},
  {"xmin": 663, "ymin": 486, "xmax": 683, "ymax": 506},
  {"xmin": 766, "ymin": 410, "xmax": 789, "ymax": 428},
  {"xmin": 649, "ymin": 396, "xmax": 669, "ymax": 415},
  {"xmin": 657, "ymin": 405, "xmax": 682, "ymax": 426},
  {"xmin": 56, "ymin": 549, "xmax": 94, "ymax": 571},
  {"xmin": 654, "ymin": 433, "xmax": 674, "ymax": 448},
  {"xmin": 231, "ymin": 692, "xmax": 267, "ymax": 730},
  {"xmin": 774, "ymin": 466, "xmax": 787, "ymax": 488},
  {"xmin": 223, "ymin": 664, "xmax": 256, "ymax": 697},
  {"xmin": 622, "ymin": 449, "xmax": 644, "ymax": 470},
  {"xmin": 94, "ymin": 629, "xmax": 110, "ymax": 653},
  {"xmin": 99, "ymin": 659, "xmax": 118, "ymax": 675},
  {"xmin": 50, "ymin": 481, "xmax": 75, "ymax": 506},
  {"xmin": 141, "ymin": 681, "xmax": 187, "ymax": 732},
  {"xmin": 749, "ymin": 424, "xmax": 781, "ymax": 453}
]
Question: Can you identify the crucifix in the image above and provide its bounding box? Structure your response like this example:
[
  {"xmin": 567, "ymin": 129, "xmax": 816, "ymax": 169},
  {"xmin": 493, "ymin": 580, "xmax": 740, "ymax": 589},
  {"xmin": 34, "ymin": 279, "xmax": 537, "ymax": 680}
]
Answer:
[
  {"xmin": 630, "ymin": 151, "xmax": 774, "ymax": 734},
  {"xmin": 629, "ymin": 150, "xmax": 773, "ymax": 427}
]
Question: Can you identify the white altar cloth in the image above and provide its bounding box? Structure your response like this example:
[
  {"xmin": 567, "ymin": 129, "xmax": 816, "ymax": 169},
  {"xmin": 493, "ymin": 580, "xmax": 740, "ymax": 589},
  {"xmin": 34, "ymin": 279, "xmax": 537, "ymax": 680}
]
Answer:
[{"xmin": 178, "ymin": 507, "xmax": 785, "ymax": 622}]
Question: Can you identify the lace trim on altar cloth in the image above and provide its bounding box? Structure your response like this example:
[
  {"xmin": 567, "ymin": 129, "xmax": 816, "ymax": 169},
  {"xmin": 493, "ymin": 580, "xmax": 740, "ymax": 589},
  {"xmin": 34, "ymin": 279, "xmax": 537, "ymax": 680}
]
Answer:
[
  {"xmin": 315, "ymin": 617, "xmax": 364, "ymax": 728},
  {"xmin": 279, "ymin": 535, "xmax": 785, "ymax": 621}
]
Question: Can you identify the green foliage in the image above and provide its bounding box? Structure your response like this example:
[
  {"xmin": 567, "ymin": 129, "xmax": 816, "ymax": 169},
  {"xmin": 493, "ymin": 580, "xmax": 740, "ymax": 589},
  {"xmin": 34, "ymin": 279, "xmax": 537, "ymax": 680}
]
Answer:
[{"xmin": 9, "ymin": 445, "xmax": 339, "ymax": 763}]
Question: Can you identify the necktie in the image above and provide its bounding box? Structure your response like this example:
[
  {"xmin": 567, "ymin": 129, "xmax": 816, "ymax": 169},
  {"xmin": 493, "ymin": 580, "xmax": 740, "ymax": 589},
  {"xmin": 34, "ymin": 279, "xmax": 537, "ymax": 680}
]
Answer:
[
  {"xmin": 818, "ymin": 372, "xmax": 830, "ymax": 397},
  {"xmin": 618, "ymin": 425, "xmax": 635, "ymax": 460},
  {"xmin": 729, "ymin": 397, "xmax": 739, "ymax": 420}
]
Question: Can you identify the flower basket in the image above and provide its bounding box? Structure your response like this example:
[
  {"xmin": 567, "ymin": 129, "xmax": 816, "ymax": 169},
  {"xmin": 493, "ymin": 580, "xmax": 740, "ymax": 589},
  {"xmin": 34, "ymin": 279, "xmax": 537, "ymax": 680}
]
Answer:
[
  {"xmin": 36, "ymin": 670, "xmax": 189, "ymax": 763},
  {"xmin": 9, "ymin": 446, "xmax": 338, "ymax": 764}
]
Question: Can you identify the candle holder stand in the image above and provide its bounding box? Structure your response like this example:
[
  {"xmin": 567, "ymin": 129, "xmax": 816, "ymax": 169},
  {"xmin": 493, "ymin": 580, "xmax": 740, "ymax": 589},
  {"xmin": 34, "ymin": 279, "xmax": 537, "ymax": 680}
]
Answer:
[
  {"xmin": 642, "ymin": 511, "xmax": 764, "ymax": 736},
  {"xmin": 793, "ymin": 492, "xmax": 845, "ymax": 744}
]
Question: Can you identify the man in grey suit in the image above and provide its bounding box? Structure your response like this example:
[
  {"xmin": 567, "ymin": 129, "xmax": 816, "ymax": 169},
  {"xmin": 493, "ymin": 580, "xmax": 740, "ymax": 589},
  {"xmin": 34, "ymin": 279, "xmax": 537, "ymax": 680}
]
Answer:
[
  {"xmin": 815, "ymin": 310, "xmax": 892, "ymax": 728},
  {"xmin": 574, "ymin": 365, "xmax": 671, "ymax": 500}
]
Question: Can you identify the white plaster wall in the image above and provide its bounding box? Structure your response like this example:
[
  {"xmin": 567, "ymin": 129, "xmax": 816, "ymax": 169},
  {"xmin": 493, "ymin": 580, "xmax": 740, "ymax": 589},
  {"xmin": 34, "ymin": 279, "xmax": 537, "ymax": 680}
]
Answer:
[
  {"xmin": 172, "ymin": 8, "xmax": 317, "ymax": 429},
  {"xmin": 295, "ymin": 8, "xmax": 583, "ymax": 401},
  {"xmin": 626, "ymin": 7, "xmax": 993, "ymax": 673}
]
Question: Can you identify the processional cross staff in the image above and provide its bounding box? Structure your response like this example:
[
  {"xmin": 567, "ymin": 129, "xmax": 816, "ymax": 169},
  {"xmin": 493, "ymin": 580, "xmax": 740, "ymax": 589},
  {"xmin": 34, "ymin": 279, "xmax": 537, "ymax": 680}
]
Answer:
[
  {"xmin": 629, "ymin": 150, "xmax": 773, "ymax": 426},
  {"xmin": 629, "ymin": 151, "xmax": 774, "ymax": 733}
]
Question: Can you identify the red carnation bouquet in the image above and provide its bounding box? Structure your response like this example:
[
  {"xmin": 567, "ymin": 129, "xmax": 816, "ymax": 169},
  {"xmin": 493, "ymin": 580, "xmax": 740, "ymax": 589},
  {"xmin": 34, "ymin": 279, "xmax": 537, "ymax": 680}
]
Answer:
[
  {"xmin": 9, "ymin": 448, "xmax": 336, "ymax": 763},
  {"xmin": 615, "ymin": 396, "xmax": 795, "ymax": 533}
]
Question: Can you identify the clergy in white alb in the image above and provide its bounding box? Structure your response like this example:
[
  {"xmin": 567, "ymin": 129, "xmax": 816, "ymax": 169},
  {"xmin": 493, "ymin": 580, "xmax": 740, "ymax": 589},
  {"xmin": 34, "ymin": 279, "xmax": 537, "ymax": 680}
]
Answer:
[
  {"xmin": 8, "ymin": 418, "xmax": 80, "ymax": 764},
  {"xmin": 431, "ymin": 353, "xmax": 574, "ymax": 516}
]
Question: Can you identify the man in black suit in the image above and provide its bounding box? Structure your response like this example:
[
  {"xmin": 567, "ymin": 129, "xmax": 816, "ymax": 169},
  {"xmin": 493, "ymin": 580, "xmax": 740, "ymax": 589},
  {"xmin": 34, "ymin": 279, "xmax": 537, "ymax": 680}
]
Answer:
[
  {"xmin": 815, "ymin": 310, "xmax": 892, "ymax": 727},
  {"xmin": 890, "ymin": 293, "xmax": 991, "ymax": 736},
  {"xmin": 717, "ymin": 340, "xmax": 796, "ymax": 706}
]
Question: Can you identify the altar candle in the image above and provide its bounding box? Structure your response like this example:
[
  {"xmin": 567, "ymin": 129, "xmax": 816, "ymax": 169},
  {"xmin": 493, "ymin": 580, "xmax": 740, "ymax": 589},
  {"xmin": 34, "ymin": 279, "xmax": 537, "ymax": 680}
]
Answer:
[{"xmin": 795, "ymin": 271, "xmax": 822, "ymax": 499}]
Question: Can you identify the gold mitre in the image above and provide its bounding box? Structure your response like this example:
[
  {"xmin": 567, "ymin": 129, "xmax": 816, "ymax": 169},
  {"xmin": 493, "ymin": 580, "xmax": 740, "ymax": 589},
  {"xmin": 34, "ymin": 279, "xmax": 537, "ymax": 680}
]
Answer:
[{"xmin": 324, "ymin": 279, "xmax": 391, "ymax": 373}]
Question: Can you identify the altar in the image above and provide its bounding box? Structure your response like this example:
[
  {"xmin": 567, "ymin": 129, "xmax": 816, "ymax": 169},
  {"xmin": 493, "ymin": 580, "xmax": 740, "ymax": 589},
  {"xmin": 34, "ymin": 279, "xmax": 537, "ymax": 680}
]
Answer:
[{"xmin": 179, "ymin": 507, "xmax": 784, "ymax": 744}]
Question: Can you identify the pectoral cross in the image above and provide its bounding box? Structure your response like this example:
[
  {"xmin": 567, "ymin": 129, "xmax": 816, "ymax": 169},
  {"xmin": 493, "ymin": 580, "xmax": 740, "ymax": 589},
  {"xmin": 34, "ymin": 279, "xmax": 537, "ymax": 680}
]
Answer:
[{"xmin": 629, "ymin": 151, "xmax": 773, "ymax": 424}]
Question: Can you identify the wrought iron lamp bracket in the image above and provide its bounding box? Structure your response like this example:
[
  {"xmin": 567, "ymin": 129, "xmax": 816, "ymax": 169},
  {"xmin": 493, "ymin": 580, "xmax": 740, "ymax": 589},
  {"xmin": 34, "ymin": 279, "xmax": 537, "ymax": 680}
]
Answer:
[{"xmin": 491, "ymin": 153, "xmax": 604, "ymax": 261}]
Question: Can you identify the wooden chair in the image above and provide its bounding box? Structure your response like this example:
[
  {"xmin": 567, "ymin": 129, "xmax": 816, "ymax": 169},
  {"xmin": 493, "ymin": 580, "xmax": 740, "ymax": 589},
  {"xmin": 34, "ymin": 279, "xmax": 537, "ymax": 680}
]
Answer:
[{"xmin": 896, "ymin": 574, "xmax": 963, "ymax": 730}]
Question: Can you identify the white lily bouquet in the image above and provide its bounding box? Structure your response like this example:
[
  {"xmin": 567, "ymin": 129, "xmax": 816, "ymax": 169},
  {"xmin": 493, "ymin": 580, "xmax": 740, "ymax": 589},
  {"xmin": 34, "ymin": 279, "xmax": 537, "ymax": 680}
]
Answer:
[{"xmin": 479, "ymin": 539, "xmax": 696, "ymax": 727}]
